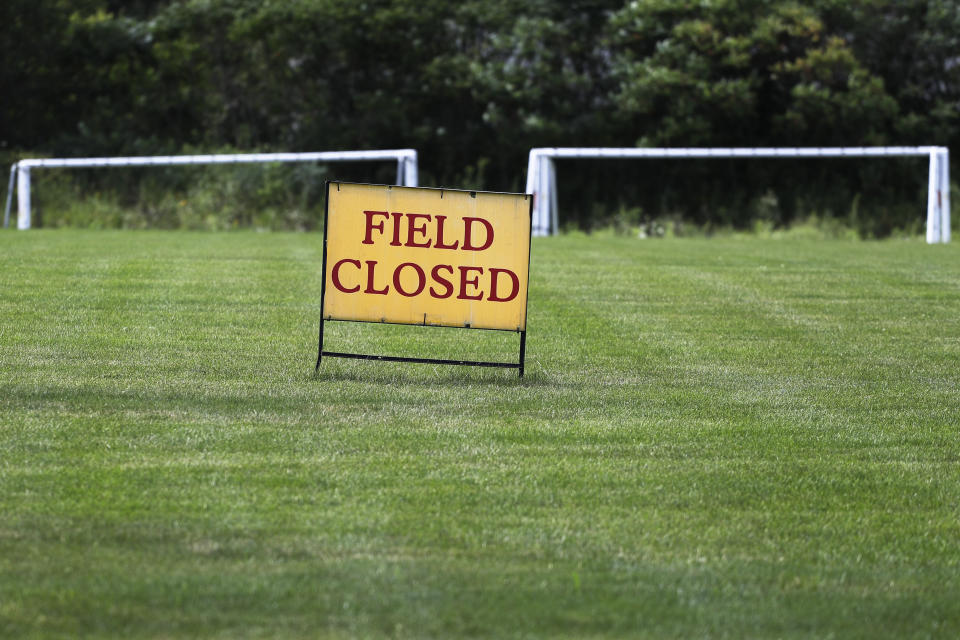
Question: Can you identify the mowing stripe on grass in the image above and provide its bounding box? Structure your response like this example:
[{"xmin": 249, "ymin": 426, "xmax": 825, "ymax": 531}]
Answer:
[{"xmin": 1, "ymin": 229, "xmax": 959, "ymax": 638}]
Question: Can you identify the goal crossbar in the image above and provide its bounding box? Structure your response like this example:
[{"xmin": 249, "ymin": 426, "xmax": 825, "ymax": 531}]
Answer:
[
  {"xmin": 525, "ymin": 146, "xmax": 951, "ymax": 243},
  {"xmin": 4, "ymin": 149, "xmax": 418, "ymax": 229}
]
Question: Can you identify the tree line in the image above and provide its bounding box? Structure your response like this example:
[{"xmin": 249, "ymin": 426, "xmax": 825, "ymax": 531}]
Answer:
[{"xmin": 1, "ymin": 0, "xmax": 957, "ymax": 233}]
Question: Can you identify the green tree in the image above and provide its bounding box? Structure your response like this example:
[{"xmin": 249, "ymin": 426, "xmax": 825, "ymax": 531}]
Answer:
[
  {"xmin": 603, "ymin": 0, "xmax": 950, "ymax": 232},
  {"xmin": 608, "ymin": 1, "xmax": 900, "ymax": 146},
  {"xmin": 2, "ymin": 0, "xmax": 955, "ymax": 233}
]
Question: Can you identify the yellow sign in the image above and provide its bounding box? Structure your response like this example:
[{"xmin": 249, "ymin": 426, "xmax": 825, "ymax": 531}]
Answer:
[{"xmin": 323, "ymin": 182, "xmax": 531, "ymax": 331}]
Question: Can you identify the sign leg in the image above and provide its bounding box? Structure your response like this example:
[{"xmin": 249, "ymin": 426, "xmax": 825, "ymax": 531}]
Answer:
[
  {"xmin": 315, "ymin": 318, "xmax": 325, "ymax": 371},
  {"xmin": 518, "ymin": 330, "xmax": 526, "ymax": 378}
]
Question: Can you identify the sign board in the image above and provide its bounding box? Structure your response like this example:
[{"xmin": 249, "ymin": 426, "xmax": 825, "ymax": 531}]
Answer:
[{"xmin": 317, "ymin": 182, "xmax": 532, "ymax": 375}]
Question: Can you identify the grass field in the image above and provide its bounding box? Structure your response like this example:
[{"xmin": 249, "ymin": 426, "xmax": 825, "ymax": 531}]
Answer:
[{"xmin": 1, "ymin": 229, "xmax": 959, "ymax": 638}]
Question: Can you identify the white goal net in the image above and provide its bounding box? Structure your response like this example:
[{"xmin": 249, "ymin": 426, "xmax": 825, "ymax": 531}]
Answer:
[
  {"xmin": 525, "ymin": 147, "xmax": 950, "ymax": 243},
  {"xmin": 4, "ymin": 149, "xmax": 418, "ymax": 229}
]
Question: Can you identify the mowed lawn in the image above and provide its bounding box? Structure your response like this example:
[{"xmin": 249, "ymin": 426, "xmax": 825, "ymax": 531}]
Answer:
[{"xmin": 1, "ymin": 229, "xmax": 959, "ymax": 638}]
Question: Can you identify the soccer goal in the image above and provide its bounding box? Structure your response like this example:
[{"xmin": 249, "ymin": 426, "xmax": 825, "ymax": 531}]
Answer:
[
  {"xmin": 4, "ymin": 149, "xmax": 418, "ymax": 230},
  {"xmin": 525, "ymin": 147, "xmax": 951, "ymax": 243}
]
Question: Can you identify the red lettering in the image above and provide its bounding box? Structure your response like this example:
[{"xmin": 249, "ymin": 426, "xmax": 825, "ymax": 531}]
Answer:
[
  {"xmin": 362, "ymin": 211, "xmax": 388, "ymax": 245},
  {"xmin": 430, "ymin": 264, "xmax": 454, "ymax": 298},
  {"xmin": 457, "ymin": 266, "xmax": 484, "ymax": 300},
  {"xmin": 389, "ymin": 212, "xmax": 403, "ymax": 246},
  {"xmin": 488, "ymin": 268, "xmax": 519, "ymax": 302},
  {"xmin": 406, "ymin": 213, "xmax": 432, "ymax": 248},
  {"xmin": 364, "ymin": 260, "xmax": 389, "ymax": 295},
  {"xmin": 393, "ymin": 262, "xmax": 426, "ymax": 297},
  {"xmin": 463, "ymin": 217, "xmax": 494, "ymax": 251},
  {"xmin": 331, "ymin": 258, "xmax": 361, "ymax": 293},
  {"xmin": 434, "ymin": 215, "xmax": 459, "ymax": 250}
]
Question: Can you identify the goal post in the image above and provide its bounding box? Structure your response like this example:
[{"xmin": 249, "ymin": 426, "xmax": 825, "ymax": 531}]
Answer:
[
  {"xmin": 4, "ymin": 149, "xmax": 418, "ymax": 230},
  {"xmin": 525, "ymin": 147, "xmax": 951, "ymax": 243}
]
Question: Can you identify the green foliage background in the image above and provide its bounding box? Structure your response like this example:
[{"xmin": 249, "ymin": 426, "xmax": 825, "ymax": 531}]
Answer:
[{"xmin": 1, "ymin": 0, "xmax": 957, "ymax": 233}]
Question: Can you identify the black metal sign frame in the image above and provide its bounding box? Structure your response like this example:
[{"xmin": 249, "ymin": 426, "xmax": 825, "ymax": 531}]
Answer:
[{"xmin": 315, "ymin": 181, "xmax": 533, "ymax": 377}]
